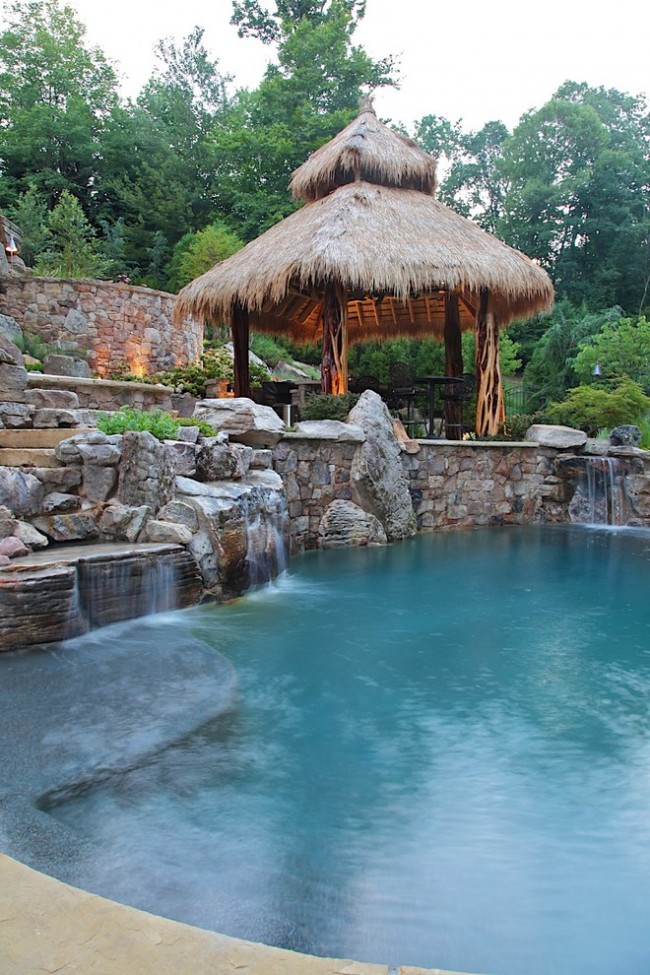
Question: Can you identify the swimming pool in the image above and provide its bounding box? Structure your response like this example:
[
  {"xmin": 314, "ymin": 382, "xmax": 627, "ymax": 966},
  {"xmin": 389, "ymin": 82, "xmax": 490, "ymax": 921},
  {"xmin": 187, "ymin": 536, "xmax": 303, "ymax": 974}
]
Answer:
[{"xmin": 3, "ymin": 525, "xmax": 650, "ymax": 975}]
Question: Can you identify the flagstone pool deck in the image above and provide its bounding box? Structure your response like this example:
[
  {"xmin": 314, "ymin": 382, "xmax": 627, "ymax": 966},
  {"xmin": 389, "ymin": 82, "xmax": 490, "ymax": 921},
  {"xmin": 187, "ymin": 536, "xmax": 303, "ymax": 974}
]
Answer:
[{"xmin": 0, "ymin": 855, "xmax": 474, "ymax": 975}]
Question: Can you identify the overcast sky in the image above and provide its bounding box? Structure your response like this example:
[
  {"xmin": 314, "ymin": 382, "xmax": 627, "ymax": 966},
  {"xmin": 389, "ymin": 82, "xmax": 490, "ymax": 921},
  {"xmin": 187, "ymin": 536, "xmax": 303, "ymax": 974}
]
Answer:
[{"xmin": 58, "ymin": 0, "xmax": 650, "ymax": 132}]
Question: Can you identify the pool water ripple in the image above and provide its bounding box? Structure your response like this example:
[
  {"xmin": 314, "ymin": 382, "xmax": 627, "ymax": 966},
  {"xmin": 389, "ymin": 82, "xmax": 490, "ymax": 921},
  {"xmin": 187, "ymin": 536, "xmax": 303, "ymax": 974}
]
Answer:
[{"xmin": 2, "ymin": 525, "xmax": 650, "ymax": 975}]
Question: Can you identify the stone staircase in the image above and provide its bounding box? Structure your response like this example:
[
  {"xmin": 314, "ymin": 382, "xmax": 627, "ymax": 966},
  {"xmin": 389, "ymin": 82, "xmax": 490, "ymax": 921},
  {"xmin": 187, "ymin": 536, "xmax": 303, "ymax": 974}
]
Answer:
[{"xmin": 0, "ymin": 427, "xmax": 93, "ymax": 469}]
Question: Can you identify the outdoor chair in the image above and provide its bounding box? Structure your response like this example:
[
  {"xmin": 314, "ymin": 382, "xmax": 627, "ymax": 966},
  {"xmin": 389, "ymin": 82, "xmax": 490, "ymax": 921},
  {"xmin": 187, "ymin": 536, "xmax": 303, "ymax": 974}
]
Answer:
[
  {"xmin": 440, "ymin": 373, "xmax": 475, "ymax": 439},
  {"xmin": 348, "ymin": 374, "xmax": 385, "ymax": 395}
]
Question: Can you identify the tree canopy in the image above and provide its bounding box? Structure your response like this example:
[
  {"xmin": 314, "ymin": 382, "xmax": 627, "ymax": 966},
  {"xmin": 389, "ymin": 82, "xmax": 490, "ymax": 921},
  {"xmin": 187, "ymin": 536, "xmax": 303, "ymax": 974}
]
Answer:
[{"xmin": 0, "ymin": 0, "xmax": 648, "ymax": 405}]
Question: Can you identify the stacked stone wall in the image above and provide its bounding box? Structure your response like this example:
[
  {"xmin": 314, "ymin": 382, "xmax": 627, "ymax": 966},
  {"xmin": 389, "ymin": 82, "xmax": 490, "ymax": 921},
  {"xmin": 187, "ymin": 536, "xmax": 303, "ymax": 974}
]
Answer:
[
  {"xmin": 274, "ymin": 434, "xmax": 361, "ymax": 551},
  {"xmin": 1, "ymin": 276, "xmax": 202, "ymax": 377},
  {"xmin": 402, "ymin": 441, "xmax": 547, "ymax": 530},
  {"xmin": 273, "ymin": 437, "xmax": 575, "ymax": 546}
]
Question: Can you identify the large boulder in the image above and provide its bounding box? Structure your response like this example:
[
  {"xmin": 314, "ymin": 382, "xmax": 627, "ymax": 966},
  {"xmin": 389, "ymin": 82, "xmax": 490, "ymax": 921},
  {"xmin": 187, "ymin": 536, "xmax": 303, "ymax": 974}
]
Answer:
[
  {"xmin": 0, "ymin": 334, "xmax": 28, "ymax": 404},
  {"xmin": 26, "ymin": 388, "xmax": 80, "ymax": 410},
  {"xmin": 318, "ymin": 499, "xmax": 387, "ymax": 548},
  {"xmin": 610, "ymin": 425, "xmax": 642, "ymax": 447},
  {"xmin": 525, "ymin": 424, "xmax": 588, "ymax": 449},
  {"xmin": 32, "ymin": 511, "xmax": 100, "ymax": 542},
  {"xmin": 55, "ymin": 430, "xmax": 121, "ymax": 467},
  {"xmin": 98, "ymin": 502, "xmax": 152, "ymax": 542},
  {"xmin": 291, "ymin": 420, "xmax": 365, "ymax": 443},
  {"xmin": 0, "ymin": 402, "xmax": 34, "ymax": 428},
  {"xmin": 0, "ymin": 468, "xmax": 44, "ymax": 517},
  {"xmin": 196, "ymin": 440, "xmax": 252, "ymax": 481},
  {"xmin": 42, "ymin": 353, "xmax": 91, "ymax": 378},
  {"xmin": 117, "ymin": 431, "xmax": 175, "ymax": 510},
  {"xmin": 347, "ymin": 390, "xmax": 416, "ymax": 541},
  {"xmin": 193, "ymin": 398, "xmax": 285, "ymax": 447},
  {"xmin": 0, "ymin": 314, "xmax": 22, "ymax": 344}
]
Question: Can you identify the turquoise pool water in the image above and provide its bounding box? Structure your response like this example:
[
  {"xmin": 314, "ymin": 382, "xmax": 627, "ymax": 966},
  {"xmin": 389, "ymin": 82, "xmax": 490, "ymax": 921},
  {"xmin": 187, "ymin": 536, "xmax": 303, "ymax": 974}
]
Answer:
[{"xmin": 13, "ymin": 526, "xmax": 650, "ymax": 974}]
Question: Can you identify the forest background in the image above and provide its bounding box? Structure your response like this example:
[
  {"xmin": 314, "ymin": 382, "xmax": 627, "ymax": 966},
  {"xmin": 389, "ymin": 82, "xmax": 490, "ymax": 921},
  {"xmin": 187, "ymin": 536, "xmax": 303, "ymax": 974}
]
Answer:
[{"xmin": 0, "ymin": 0, "xmax": 649, "ymax": 419}]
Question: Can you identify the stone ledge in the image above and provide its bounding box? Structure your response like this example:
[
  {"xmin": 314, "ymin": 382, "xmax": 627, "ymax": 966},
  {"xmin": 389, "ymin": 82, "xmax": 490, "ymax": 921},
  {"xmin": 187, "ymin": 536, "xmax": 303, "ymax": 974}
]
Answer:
[
  {"xmin": 416, "ymin": 439, "xmax": 538, "ymax": 449},
  {"xmin": 28, "ymin": 374, "xmax": 173, "ymax": 395},
  {"xmin": 0, "ymin": 855, "xmax": 474, "ymax": 975}
]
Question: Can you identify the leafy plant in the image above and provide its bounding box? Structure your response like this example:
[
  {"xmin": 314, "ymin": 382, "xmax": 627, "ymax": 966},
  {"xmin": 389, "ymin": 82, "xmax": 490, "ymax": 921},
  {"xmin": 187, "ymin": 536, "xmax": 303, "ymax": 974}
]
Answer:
[
  {"xmin": 96, "ymin": 407, "xmax": 181, "ymax": 440},
  {"xmin": 572, "ymin": 316, "xmax": 650, "ymax": 393},
  {"xmin": 546, "ymin": 379, "xmax": 650, "ymax": 437},
  {"xmin": 301, "ymin": 392, "xmax": 360, "ymax": 420},
  {"xmin": 95, "ymin": 407, "xmax": 216, "ymax": 440}
]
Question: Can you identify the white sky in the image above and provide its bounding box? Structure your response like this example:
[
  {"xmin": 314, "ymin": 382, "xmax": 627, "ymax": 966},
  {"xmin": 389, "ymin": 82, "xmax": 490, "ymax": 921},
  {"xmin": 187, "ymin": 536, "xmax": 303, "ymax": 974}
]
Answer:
[{"xmin": 36, "ymin": 0, "xmax": 650, "ymax": 131}]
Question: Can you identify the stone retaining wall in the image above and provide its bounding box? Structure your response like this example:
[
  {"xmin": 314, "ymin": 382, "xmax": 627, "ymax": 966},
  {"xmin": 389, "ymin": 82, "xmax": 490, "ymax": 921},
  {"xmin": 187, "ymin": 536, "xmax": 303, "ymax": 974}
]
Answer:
[
  {"xmin": 401, "ymin": 440, "xmax": 549, "ymax": 530},
  {"xmin": 1, "ymin": 276, "xmax": 202, "ymax": 377},
  {"xmin": 274, "ymin": 432, "xmax": 363, "ymax": 552},
  {"xmin": 27, "ymin": 373, "xmax": 174, "ymax": 413},
  {"xmin": 274, "ymin": 436, "xmax": 561, "ymax": 548}
]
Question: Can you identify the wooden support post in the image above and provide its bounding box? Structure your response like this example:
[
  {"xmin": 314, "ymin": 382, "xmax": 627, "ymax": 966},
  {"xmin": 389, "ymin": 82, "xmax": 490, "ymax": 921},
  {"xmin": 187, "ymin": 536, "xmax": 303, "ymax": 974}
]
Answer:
[
  {"xmin": 444, "ymin": 292, "xmax": 463, "ymax": 439},
  {"xmin": 474, "ymin": 287, "xmax": 505, "ymax": 436},
  {"xmin": 321, "ymin": 280, "xmax": 348, "ymax": 395},
  {"xmin": 232, "ymin": 302, "xmax": 250, "ymax": 399}
]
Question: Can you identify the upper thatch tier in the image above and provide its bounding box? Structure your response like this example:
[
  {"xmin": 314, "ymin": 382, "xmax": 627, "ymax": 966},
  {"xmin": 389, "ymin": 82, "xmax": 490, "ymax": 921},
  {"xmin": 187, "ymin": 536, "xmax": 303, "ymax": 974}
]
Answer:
[
  {"xmin": 290, "ymin": 104, "xmax": 438, "ymax": 202},
  {"xmin": 175, "ymin": 181, "xmax": 554, "ymax": 342}
]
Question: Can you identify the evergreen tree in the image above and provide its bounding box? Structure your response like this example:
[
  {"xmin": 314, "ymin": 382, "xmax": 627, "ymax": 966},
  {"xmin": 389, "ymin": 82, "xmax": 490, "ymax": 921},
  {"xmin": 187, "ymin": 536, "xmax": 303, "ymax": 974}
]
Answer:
[{"xmin": 35, "ymin": 190, "xmax": 108, "ymax": 278}]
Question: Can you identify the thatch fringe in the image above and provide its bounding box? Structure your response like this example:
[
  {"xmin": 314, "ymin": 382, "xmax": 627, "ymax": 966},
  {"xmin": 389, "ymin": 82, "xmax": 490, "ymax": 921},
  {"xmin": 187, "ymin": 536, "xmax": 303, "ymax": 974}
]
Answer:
[
  {"xmin": 290, "ymin": 107, "xmax": 438, "ymax": 202},
  {"xmin": 175, "ymin": 182, "xmax": 553, "ymax": 335}
]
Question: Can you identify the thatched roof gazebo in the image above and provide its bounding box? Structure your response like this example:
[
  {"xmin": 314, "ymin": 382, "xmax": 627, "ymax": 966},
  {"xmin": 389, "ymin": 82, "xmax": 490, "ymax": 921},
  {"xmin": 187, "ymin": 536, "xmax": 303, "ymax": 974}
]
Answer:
[{"xmin": 175, "ymin": 102, "xmax": 553, "ymax": 436}]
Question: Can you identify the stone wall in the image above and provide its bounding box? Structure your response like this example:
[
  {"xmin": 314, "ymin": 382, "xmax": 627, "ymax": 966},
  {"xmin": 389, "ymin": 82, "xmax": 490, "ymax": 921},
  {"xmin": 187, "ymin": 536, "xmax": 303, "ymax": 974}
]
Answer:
[
  {"xmin": 1, "ymin": 276, "xmax": 202, "ymax": 377},
  {"xmin": 275, "ymin": 436, "xmax": 551, "ymax": 547},
  {"xmin": 26, "ymin": 374, "xmax": 174, "ymax": 413},
  {"xmin": 402, "ymin": 441, "xmax": 548, "ymax": 530},
  {"xmin": 274, "ymin": 430, "xmax": 364, "ymax": 552}
]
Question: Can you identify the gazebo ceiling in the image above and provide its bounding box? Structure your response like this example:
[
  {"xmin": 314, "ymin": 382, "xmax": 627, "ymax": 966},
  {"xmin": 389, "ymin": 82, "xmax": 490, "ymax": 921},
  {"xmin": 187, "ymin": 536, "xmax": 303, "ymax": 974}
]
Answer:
[{"xmin": 251, "ymin": 286, "xmax": 476, "ymax": 343}]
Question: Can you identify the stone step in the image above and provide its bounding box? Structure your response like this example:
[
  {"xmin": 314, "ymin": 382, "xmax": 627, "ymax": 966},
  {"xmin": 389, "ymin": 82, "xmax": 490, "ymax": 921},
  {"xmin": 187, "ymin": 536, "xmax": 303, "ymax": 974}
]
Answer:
[
  {"xmin": 0, "ymin": 447, "xmax": 63, "ymax": 468},
  {"xmin": 0, "ymin": 428, "xmax": 94, "ymax": 449}
]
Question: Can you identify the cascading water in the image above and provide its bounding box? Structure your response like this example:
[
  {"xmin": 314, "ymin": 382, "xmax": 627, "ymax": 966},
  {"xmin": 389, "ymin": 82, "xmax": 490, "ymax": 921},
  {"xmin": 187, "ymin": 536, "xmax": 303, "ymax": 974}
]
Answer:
[
  {"xmin": 76, "ymin": 553, "xmax": 180, "ymax": 630},
  {"xmin": 244, "ymin": 495, "xmax": 290, "ymax": 588},
  {"xmin": 570, "ymin": 457, "xmax": 626, "ymax": 526}
]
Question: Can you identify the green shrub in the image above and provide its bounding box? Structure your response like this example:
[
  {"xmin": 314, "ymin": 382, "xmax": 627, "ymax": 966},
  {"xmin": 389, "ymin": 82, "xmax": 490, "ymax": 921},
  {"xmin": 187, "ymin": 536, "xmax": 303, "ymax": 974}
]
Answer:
[
  {"xmin": 96, "ymin": 407, "xmax": 183, "ymax": 441},
  {"xmin": 250, "ymin": 333, "xmax": 290, "ymax": 368},
  {"xmin": 301, "ymin": 393, "xmax": 360, "ymax": 421},
  {"xmin": 177, "ymin": 416, "xmax": 215, "ymax": 437},
  {"xmin": 546, "ymin": 379, "xmax": 650, "ymax": 437},
  {"xmin": 503, "ymin": 411, "xmax": 549, "ymax": 440},
  {"xmin": 636, "ymin": 416, "xmax": 650, "ymax": 450},
  {"xmin": 154, "ymin": 346, "xmax": 270, "ymax": 398}
]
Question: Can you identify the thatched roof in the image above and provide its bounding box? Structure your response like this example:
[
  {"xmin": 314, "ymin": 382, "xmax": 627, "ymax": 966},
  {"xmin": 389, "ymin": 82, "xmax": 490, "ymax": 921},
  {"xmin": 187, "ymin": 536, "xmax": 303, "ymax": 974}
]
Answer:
[
  {"xmin": 175, "ymin": 181, "xmax": 554, "ymax": 341},
  {"xmin": 175, "ymin": 102, "xmax": 553, "ymax": 340},
  {"xmin": 290, "ymin": 104, "xmax": 438, "ymax": 202}
]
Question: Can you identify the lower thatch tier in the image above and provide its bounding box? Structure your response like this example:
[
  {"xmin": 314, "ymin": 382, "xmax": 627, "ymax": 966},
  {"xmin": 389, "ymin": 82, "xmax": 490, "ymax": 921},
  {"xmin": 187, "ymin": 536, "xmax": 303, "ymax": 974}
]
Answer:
[
  {"xmin": 175, "ymin": 182, "xmax": 554, "ymax": 336},
  {"xmin": 250, "ymin": 286, "xmax": 474, "ymax": 343}
]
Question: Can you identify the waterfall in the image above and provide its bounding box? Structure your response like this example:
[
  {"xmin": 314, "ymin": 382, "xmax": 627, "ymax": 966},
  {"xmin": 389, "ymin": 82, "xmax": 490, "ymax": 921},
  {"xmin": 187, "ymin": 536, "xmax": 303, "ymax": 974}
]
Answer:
[
  {"xmin": 244, "ymin": 497, "xmax": 290, "ymax": 589},
  {"xmin": 570, "ymin": 457, "xmax": 625, "ymax": 526},
  {"xmin": 76, "ymin": 553, "xmax": 180, "ymax": 630}
]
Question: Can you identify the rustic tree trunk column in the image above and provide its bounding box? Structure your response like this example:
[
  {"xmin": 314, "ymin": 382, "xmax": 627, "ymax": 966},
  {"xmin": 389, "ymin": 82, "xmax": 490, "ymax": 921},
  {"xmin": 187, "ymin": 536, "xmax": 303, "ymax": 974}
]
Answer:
[
  {"xmin": 232, "ymin": 302, "xmax": 250, "ymax": 399},
  {"xmin": 443, "ymin": 292, "xmax": 463, "ymax": 439},
  {"xmin": 475, "ymin": 287, "xmax": 505, "ymax": 436},
  {"xmin": 321, "ymin": 280, "xmax": 348, "ymax": 395}
]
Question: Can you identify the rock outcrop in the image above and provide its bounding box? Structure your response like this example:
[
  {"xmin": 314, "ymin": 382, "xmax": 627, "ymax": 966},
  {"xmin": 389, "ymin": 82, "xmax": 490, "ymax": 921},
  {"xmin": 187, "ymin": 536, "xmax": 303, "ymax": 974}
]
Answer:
[
  {"xmin": 193, "ymin": 398, "xmax": 285, "ymax": 447},
  {"xmin": 318, "ymin": 499, "xmax": 387, "ymax": 547},
  {"xmin": 347, "ymin": 390, "xmax": 417, "ymax": 541},
  {"xmin": 525, "ymin": 424, "xmax": 588, "ymax": 450}
]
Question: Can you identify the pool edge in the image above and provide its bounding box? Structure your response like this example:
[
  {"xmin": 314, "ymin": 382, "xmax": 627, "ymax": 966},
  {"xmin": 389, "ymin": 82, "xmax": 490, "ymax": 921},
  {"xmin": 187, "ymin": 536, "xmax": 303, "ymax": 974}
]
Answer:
[{"xmin": 0, "ymin": 853, "xmax": 478, "ymax": 975}]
